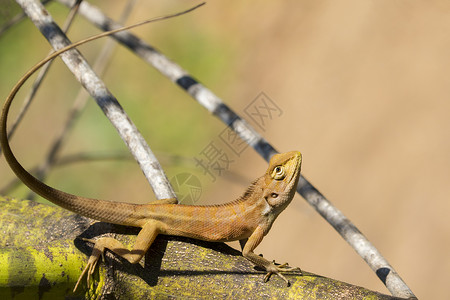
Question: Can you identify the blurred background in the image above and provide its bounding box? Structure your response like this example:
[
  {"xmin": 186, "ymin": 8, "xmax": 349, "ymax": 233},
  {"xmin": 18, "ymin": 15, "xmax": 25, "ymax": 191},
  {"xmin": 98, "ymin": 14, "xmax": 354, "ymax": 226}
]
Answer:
[{"xmin": 1, "ymin": 1, "xmax": 449, "ymax": 298}]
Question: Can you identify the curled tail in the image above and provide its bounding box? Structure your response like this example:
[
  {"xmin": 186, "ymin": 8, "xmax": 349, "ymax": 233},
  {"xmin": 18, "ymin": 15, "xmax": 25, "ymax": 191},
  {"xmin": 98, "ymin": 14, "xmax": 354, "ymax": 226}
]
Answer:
[
  {"xmin": 1, "ymin": 93, "xmax": 141, "ymax": 225},
  {"xmin": 0, "ymin": 93, "xmax": 141, "ymax": 226},
  {"xmin": 0, "ymin": 32, "xmax": 146, "ymax": 227}
]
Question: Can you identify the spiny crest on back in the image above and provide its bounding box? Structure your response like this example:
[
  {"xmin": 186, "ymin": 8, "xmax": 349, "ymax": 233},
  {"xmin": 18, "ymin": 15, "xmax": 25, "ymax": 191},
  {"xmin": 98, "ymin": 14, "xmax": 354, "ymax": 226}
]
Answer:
[{"xmin": 217, "ymin": 177, "xmax": 263, "ymax": 207}]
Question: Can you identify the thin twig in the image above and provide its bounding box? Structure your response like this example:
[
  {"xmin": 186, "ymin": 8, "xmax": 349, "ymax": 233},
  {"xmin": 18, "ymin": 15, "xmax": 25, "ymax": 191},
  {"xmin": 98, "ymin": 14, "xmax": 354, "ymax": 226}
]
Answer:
[
  {"xmin": 53, "ymin": 1, "xmax": 416, "ymax": 298},
  {"xmin": 0, "ymin": 149, "xmax": 212, "ymax": 196},
  {"xmin": 0, "ymin": 151, "xmax": 132, "ymax": 195},
  {"xmin": 1, "ymin": 149, "xmax": 243, "ymax": 195}
]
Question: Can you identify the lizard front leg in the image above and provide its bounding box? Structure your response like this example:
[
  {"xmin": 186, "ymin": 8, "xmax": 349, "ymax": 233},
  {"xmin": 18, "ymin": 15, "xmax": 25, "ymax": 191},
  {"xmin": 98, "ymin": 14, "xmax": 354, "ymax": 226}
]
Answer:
[
  {"xmin": 242, "ymin": 226, "xmax": 302, "ymax": 286},
  {"xmin": 74, "ymin": 220, "xmax": 162, "ymax": 292}
]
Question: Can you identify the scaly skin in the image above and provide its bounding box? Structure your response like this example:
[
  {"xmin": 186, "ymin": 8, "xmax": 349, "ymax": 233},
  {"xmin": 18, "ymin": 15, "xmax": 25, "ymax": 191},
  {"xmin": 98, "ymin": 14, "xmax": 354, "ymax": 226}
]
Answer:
[{"xmin": 0, "ymin": 16, "xmax": 302, "ymax": 291}]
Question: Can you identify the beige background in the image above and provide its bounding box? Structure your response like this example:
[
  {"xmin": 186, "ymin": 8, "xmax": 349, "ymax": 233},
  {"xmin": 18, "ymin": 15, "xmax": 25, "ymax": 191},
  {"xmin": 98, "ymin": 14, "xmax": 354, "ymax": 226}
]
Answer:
[{"xmin": 1, "ymin": 1, "xmax": 449, "ymax": 299}]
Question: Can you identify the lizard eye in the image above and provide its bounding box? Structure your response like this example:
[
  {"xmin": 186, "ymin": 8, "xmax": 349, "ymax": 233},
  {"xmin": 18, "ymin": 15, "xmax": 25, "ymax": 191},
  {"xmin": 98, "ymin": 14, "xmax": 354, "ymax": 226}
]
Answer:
[
  {"xmin": 271, "ymin": 193, "xmax": 278, "ymax": 198},
  {"xmin": 272, "ymin": 165, "xmax": 285, "ymax": 180}
]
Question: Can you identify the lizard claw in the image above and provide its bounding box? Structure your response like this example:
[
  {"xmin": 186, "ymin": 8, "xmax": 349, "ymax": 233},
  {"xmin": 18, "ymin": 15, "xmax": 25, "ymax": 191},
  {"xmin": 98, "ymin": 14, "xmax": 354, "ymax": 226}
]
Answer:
[
  {"xmin": 263, "ymin": 262, "xmax": 302, "ymax": 287},
  {"xmin": 73, "ymin": 239, "xmax": 104, "ymax": 293},
  {"xmin": 73, "ymin": 254, "xmax": 100, "ymax": 292}
]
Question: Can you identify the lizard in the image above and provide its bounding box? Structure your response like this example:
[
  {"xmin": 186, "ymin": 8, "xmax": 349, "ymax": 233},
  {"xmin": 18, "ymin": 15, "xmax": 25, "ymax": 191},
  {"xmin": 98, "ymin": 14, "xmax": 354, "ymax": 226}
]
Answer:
[{"xmin": 0, "ymin": 9, "xmax": 303, "ymax": 292}]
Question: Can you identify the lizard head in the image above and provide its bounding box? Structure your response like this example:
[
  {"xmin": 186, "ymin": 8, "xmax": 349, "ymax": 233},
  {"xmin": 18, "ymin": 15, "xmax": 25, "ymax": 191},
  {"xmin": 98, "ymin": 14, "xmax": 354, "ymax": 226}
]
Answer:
[{"xmin": 263, "ymin": 151, "xmax": 302, "ymax": 214}]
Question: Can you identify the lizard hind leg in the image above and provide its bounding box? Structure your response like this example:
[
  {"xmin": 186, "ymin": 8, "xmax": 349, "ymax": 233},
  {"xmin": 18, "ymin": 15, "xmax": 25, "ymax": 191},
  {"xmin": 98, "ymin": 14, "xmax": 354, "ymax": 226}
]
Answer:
[
  {"xmin": 74, "ymin": 238, "xmax": 106, "ymax": 292},
  {"xmin": 73, "ymin": 220, "xmax": 161, "ymax": 292}
]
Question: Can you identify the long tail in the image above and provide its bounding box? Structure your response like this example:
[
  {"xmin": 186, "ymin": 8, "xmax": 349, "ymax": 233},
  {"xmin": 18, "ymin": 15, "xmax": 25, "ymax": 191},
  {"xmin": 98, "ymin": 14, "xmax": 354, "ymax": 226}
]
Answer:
[
  {"xmin": 0, "ymin": 87, "xmax": 141, "ymax": 225},
  {"xmin": 0, "ymin": 4, "xmax": 204, "ymax": 226},
  {"xmin": 0, "ymin": 78, "xmax": 144, "ymax": 225}
]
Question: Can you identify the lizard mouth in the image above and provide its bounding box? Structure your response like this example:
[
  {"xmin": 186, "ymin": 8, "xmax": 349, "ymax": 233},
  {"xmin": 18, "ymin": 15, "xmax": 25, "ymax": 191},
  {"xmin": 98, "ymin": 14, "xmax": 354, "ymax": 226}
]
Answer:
[{"xmin": 287, "ymin": 153, "xmax": 302, "ymax": 185}]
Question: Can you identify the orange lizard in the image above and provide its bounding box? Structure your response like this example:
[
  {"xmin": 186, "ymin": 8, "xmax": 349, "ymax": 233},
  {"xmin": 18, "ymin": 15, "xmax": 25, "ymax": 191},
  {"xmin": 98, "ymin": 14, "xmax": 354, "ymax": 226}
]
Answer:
[
  {"xmin": 1, "ymin": 115, "xmax": 302, "ymax": 289},
  {"xmin": 0, "ymin": 12, "xmax": 302, "ymax": 291}
]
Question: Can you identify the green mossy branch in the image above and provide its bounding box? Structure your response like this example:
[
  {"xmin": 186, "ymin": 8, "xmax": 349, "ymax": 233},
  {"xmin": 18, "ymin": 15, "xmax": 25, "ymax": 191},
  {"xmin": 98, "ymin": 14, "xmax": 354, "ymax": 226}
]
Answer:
[{"xmin": 0, "ymin": 197, "xmax": 404, "ymax": 299}]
